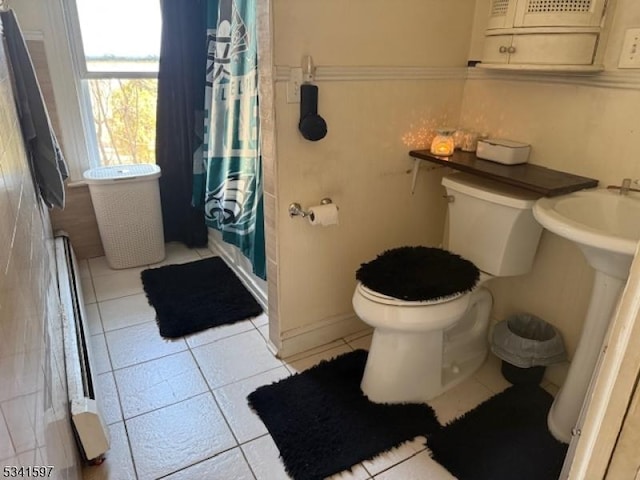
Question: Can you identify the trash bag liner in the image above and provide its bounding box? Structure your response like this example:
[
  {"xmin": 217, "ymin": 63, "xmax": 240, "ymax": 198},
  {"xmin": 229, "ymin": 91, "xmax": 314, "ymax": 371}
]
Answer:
[{"xmin": 491, "ymin": 313, "xmax": 566, "ymax": 368}]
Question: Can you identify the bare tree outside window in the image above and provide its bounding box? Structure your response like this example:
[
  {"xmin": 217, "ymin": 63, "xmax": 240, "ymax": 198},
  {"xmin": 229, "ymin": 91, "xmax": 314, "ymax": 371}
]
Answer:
[{"xmin": 88, "ymin": 79, "xmax": 158, "ymax": 166}]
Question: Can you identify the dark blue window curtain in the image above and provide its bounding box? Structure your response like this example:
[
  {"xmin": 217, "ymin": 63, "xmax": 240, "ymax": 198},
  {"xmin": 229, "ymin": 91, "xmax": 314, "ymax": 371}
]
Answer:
[{"xmin": 155, "ymin": 0, "xmax": 208, "ymax": 247}]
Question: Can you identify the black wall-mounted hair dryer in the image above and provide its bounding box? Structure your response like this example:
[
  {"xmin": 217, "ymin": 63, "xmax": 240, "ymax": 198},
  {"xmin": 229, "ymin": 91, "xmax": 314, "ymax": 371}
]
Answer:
[{"xmin": 298, "ymin": 84, "xmax": 327, "ymax": 142}]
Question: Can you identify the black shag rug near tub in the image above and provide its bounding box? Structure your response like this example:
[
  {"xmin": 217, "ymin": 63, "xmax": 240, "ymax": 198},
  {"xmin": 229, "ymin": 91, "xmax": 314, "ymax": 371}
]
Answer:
[
  {"xmin": 141, "ymin": 257, "xmax": 262, "ymax": 338},
  {"xmin": 247, "ymin": 349, "xmax": 440, "ymax": 480},
  {"xmin": 427, "ymin": 384, "xmax": 568, "ymax": 480}
]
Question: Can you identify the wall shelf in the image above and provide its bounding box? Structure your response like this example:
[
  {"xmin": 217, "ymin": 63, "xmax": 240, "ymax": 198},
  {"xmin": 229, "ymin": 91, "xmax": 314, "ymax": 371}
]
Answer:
[{"xmin": 409, "ymin": 149, "xmax": 598, "ymax": 197}]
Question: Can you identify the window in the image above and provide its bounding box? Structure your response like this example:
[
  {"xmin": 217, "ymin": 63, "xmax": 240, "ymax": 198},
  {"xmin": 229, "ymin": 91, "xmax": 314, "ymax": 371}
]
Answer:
[{"xmin": 67, "ymin": 0, "xmax": 162, "ymax": 167}]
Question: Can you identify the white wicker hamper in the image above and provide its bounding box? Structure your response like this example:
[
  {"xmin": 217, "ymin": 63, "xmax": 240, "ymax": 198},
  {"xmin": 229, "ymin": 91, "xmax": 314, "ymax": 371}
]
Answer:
[{"xmin": 84, "ymin": 164, "xmax": 165, "ymax": 269}]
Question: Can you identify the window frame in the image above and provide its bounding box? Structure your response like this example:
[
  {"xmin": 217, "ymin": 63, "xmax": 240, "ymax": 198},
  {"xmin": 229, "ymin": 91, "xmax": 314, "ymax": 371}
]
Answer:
[{"xmin": 60, "ymin": 0, "xmax": 160, "ymax": 177}]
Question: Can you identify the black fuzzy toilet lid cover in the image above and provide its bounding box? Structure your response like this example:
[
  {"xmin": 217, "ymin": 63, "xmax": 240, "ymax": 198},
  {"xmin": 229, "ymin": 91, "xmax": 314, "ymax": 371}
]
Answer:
[{"xmin": 356, "ymin": 246, "xmax": 480, "ymax": 302}]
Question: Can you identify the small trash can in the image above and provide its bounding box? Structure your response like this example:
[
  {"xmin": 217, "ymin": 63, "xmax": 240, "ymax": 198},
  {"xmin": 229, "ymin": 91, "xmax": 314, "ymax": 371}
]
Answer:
[
  {"xmin": 84, "ymin": 164, "xmax": 165, "ymax": 269},
  {"xmin": 491, "ymin": 313, "xmax": 566, "ymax": 385}
]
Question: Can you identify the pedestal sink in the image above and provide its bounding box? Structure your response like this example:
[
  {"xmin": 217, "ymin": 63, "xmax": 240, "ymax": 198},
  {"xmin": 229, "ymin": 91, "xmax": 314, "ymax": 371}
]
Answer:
[{"xmin": 533, "ymin": 188, "xmax": 640, "ymax": 443}]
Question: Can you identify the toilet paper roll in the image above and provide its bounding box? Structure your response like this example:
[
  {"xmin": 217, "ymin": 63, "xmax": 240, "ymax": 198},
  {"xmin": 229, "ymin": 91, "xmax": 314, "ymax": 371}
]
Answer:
[{"xmin": 308, "ymin": 203, "xmax": 339, "ymax": 226}]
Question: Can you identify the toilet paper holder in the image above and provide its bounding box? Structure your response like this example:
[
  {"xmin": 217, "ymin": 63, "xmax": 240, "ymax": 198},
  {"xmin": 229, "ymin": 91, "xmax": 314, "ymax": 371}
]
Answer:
[{"xmin": 289, "ymin": 198, "xmax": 333, "ymax": 220}]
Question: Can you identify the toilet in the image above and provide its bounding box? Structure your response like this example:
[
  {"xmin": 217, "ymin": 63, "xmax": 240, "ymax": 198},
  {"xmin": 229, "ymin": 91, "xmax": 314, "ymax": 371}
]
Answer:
[{"xmin": 352, "ymin": 172, "xmax": 543, "ymax": 404}]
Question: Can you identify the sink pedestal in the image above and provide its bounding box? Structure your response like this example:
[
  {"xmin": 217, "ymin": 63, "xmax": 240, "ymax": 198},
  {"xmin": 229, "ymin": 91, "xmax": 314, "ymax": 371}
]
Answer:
[
  {"xmin": 548, "ymin": 270, "xmax": 625, "ymax": 443},
  {"xmin": 532, "ymin": 189, "xmax": 638, "ymax": 443}
]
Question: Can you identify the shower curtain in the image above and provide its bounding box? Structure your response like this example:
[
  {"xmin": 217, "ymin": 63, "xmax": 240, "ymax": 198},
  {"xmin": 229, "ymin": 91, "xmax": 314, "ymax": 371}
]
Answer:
[{"xmin": 194, "ymin": 0, "xmax": 266, "ymax": 279}]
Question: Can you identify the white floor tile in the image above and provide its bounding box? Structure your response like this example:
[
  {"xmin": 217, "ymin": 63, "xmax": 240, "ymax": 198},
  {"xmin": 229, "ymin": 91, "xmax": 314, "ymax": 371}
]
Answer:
[
  {"xmin": 89, "ymin": 334, "xmax": 112, "ymax": 374},
  {"xmin": 82, "ymin": 422, "xmax": 136, "ymax": 480},
  {"xmin": 428, "ymin": 377, "xmax": 495, "ymax": 425},
  {"xmin": 105, "ymin": 322, "xmax": 187, "ymax": 370},
  {"xmin": 192, "ymin": 330, "xmax": 283, "ymax": 389},
  {"xmin": 363, "ymin": 437, "xmax": 427, "ymax": 476},
  {"xmin": 285, "ymin": 344, "xmax": 353, "ymax": 374},
  {"xmin": 0, "ymin": 411, "xmax": 14, "ymax": 460},
  {"xmin": 84, "ymin": 303, "xmax": 103, "ymax": 336},
  {"xmin": 251, "ymin": 312, "xmax": 269, "ymax": 328},
  {"xmin": 16, "ymin": 449, "xmax": 36, "ymax": 468},
  {"xmin": 89, "ymin": 256, "xmax": 146, "ymax": 278},
  {"xmin": 78, "ymin": 258, "xmax": 91, "ymax": 279},
  {"xmin": 214, "ymin": 366, "xmax": 290, "ymax": 443},
  {"xmin": 195, "ymin": 247, "xmax": 216, "ymax": 259},
  {"xmin": 242, "ymin": 435, "xmax": 291, "ymax": 480},
  {"xmin": 151, "ymin": 253, "xmax": 202, "ymax": 268},
  {"xmin": 542, "ymin": 381, "xmax": 560, "ymax": 397},
  {"xmin": 81, "ymin": 275, "xmax": 96, "ymax": 304},
  {"xmin": 185, "ymin": 319, "xmax": 255, "ymax": 349},
  {"xmin": 95, "ymin": 372, "xmax": 122, "ymax": 425},
  {"xmin": 114, "ymin": 351, "xmax": 208, "ymax": 419},
  {"xmin": 77, "ymin": 271, "xmax": 514, "ymax": 480},
  {"xmin": 164, "ymin": 242, "xmax": 198, "ymax": 257},
  {"xmin": 98, "ymin": 294, "xmax": 156, "ymax": 332},
  {"xmin": 164, "ymin": 448, "xmax": 254, "ymax": 480},
  {"xmin": 126, "ymin": 393, "xmax": 235, "ymax": 480},
  {"xmin": 1, "ymin": 395, "xmax": 37, "ymax": 453},
  {"xmin": 88, "ymin": 256, "xmax": 114, "ymax": 277},
  {"xmin": 473, "ymin": 353, "xmax": 511, "ymax": 394},
  {"xmin": 374, "ymin": 450, "xmax": 456, "ymax": 480},
  {"xmin": 328, "ymin": 464, "xmax": 371, "ymax": 480},
  {"xmin": 148, "ymin": 243, "xmax": 201, "ymax": 267},
  {"xmin": 93, "ymin": 270, "xmax": 144, "ymax": 302},
  {"xmin": 257, "ymin": 324, "xmax": 269, "ymax": 342}
]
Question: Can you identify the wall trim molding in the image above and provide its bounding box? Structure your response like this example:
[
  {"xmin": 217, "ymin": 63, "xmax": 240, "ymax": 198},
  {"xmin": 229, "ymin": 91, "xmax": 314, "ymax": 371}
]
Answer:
[
  {"xmin": 277, "ymin": 313, "xmax": 368, "ymax": 359},
  {"xmin": 275, "ymin": 65, "xmax": 468, "ymax": 83},
  {"xmin": 466, "ymin": 67, "xmax": 640, "ymax": 91},
  {"xmin": 275, "ymin": 64, "xmax": 640, "ymax": 90}
]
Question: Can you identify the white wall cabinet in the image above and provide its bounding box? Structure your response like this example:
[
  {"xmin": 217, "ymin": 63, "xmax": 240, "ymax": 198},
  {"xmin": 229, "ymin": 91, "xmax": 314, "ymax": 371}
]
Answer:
[{"xmin": 481, "ymin": 0, "xmax": 609, "ymax": 71}]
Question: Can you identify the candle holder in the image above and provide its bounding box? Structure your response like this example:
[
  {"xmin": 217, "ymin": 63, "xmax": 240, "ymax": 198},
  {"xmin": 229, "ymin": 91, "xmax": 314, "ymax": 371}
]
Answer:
[{"xmin": 430, "ymin": 128, "xmax": 456, "ymax": 156}]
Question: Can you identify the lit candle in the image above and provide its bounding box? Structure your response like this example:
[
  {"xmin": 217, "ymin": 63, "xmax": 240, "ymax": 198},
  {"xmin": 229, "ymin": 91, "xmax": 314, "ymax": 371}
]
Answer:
[{"xmin": 430, "ymin": 129, "xmax": 456, "ymax": 156}]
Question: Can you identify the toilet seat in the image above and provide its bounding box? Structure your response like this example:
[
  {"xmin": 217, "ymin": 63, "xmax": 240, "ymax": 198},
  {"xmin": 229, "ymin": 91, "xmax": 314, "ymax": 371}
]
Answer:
[
  {"xmin": 356, "ymin": 283, "xmax": 466, "ymax": 306},
  {"xmin": 353, "ymin": 282, "xmax": 473, "ymax": 331}
]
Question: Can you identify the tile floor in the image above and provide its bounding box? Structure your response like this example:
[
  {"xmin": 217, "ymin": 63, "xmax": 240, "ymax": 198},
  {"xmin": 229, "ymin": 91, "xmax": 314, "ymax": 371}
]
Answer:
[{"xmin": 81, "ymin": 242, "xmax": 560, "ymax": 480}]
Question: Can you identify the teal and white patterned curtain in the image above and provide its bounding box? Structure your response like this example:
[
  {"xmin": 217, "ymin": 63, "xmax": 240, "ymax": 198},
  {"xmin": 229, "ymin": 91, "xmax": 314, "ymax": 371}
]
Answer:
[{"xmin": 194, "ymin": 0, "xmax": 266, "ymax": 279}]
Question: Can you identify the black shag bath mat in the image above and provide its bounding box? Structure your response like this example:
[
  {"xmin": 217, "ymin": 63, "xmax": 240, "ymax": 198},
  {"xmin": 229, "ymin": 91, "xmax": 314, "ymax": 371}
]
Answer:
[
  {"xmin": 427, "ymin": 385, "xmax": 568, "ymax": 480},
  {"xmin": 248, "ymin": 349, "xmax": 440, "ymax": 480},
  {"xmin": 356, "ymin": 246, "xmax": 479, "ymax": 301},
  {"xmin": 141, "ymin": 257, "xmax": 262, "ymax": 338}
]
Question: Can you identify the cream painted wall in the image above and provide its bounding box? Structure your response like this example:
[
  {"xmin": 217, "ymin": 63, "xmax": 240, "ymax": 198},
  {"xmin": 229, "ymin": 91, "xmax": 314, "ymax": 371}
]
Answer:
[
  {"xmin": 0, "ymin": 31, "xmax": 81, "ymax": 478},
  {"xmin": 275, "ymin": 81, "xmax": 465, "ymax": 331},
  {"xmin": 459, "ymin": 0, "xmax": 640, "ymax": 383},
  {"xmin": 273, "ymin": 0, "xmax": 476, "ymax": 67},
  {"xmin": 5, "ymin": 0, "xmax": 44, "ymax": 31},
  {"xmin": 271, "ymin": 1, "xmax": 477, "ymax": 340}
]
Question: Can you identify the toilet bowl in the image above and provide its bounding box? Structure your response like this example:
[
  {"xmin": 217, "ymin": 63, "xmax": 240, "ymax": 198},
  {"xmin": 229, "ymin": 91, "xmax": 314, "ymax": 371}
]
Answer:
[
  {"xmin": 354, "ymin": 280, "xmax": 493, "ymax": 403},
  {"xmin": 353, "ymin": 172, "xmax": 543, "ymax": 404}
]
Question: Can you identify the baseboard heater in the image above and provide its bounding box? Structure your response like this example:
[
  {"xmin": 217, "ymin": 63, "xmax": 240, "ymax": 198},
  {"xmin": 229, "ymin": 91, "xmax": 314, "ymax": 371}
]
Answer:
[{"xmin": 54, "ymin": 233, "xmax": 110, "ymax": 463}]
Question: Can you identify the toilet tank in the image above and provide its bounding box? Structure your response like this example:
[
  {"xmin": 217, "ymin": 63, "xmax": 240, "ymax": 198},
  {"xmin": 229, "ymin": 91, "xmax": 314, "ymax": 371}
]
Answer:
[{"xmin": 442, "ymin": 172, "xmax": 543, "ymax": 277}]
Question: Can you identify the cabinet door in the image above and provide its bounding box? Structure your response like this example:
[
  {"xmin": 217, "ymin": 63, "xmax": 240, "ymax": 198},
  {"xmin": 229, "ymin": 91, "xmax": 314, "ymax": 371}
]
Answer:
[
  {"xmin": 514, "ymin": 0, "xmax": 607, "ymax": 27},
  {"xmin": 486, "ymin": 0, "xmax": 518, "ymax": 30},
  {"xmin": 509, "ymin": 33, "xmax": 598, "ymax": 65}
]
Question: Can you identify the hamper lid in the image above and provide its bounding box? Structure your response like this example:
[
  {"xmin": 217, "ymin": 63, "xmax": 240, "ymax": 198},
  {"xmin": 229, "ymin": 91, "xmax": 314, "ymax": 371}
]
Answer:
[{"xmin": 83, "ymin": 164, "xmax": 161, "ymax": 184}]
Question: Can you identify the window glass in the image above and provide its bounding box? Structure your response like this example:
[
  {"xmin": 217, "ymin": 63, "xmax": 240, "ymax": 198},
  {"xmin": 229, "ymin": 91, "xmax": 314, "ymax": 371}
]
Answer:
[
  {"xmin": 88, "ymin": 79, "xmax": 158, "ymax": 165},
  {"xmin": 75, "ymin": 0, "xmax": 162, "ymax": 73},
  {"xmin": 71, "ymin": 0, "xmax": 161, "ymax": 167}
]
